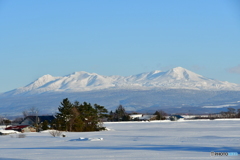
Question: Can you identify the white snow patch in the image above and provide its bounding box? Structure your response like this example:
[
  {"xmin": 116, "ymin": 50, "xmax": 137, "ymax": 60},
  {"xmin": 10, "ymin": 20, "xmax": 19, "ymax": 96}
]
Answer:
[
  {"xmin": 40, "ymin": 129, "xmax": 60, "ymax": 133},
  {"xmin": 70, "ymin": 137, "xmax": 104, "ymax": 141},
  {"xmin": 202, "ymin": 104, "xmax": 238, "ymax": 108},
  {"xmin": 0, "ymin": 125, "xmax": 7, "ymax": 130},
  {"xmin": 0, "ymin": 130, "xmax": 19, "ymax": 134},
  {"xmin": 104, "ymin": 127, "xmax": 112, "ymax": 131}
]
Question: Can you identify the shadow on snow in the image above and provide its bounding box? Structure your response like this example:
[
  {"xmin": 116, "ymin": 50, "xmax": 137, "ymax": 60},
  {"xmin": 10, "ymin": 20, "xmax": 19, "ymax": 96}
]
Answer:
[{"xmin": 2, "ymin": 145, "xmax": 239, "ymax": 153}]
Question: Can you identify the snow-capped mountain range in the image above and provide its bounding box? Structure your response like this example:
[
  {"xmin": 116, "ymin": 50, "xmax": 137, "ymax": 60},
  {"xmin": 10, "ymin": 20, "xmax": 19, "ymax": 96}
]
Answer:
[
  {"xmin": 4, "ymin": 67, "xmax": 240, "ymax": 96},
  {"xmin": 1, "ymin": 67, "xmax": 240, "ymax": 116}
]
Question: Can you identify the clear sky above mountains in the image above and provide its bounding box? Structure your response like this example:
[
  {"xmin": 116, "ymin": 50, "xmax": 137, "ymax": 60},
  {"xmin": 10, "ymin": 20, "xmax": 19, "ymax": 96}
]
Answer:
[{"xmin": 0, "ymin": 0, "xmax": 240, "ymax": 92}]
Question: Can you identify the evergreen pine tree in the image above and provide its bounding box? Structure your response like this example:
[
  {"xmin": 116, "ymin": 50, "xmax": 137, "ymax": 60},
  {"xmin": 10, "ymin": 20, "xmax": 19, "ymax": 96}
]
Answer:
[
  {"xmin": 42, "ymin": 120, "xmax": 49, "ymax": 130},
  {"xmin": 114, "ymin": 105, "xmax": 128, "ymax": 121},
  {"xmin": 55, "ymin": 98, "xmax": 73, "ymax": 131}
]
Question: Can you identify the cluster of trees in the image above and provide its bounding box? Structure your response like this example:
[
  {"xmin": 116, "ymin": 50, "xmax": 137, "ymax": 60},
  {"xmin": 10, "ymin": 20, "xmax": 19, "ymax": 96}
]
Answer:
[
  {"xmin": 22, "ymin": 107, "xmax": 39, "ymax": 118},
  {"xmin": 108, "ymin": 105, "xmax": 130, "ymax": 121},
  {"xmin": 154, "ymin": 110, "xmax": 167, "ymax": 120},
  {"xmin": 108, "ymin": 105, "xmax": 167, "ymax": 121},
  {"xmin": 198, "ymin": 107, "xmax": 240, "ymax": 119},
  {"xmin": 53, "ymin": 98, "xmax": 108, "ymax": 132},
  {"xmin": 219, "ymin": 108, "xmax": 240, "ymax": 118},
  {"xmin": 0, "ymin": 116, "xmax": 11, "ymax": 127}
]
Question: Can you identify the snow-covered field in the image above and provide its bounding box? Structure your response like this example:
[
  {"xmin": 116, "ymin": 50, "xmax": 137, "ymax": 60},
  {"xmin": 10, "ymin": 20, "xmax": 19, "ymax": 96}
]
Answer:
[{"xmin": 0, "ymin": 119, "xmax": 239, "ymax": 160}]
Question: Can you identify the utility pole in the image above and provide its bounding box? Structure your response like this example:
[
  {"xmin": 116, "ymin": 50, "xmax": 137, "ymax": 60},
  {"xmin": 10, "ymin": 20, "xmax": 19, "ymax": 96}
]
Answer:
[{"xmin": 35, "ymin": 110, "xmax": 38, "ymax": 132}]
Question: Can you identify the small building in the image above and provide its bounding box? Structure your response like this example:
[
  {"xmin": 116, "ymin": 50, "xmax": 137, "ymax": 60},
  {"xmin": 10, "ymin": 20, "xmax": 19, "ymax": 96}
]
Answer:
[
  {"xmin": 5, "ymin": 125, "xmax": 36, "ymax": 132},
  {"xmin": 129, "ymin": 114, "xmax": 157, "ymax": 121},
  {"xmin": 20, "ymin": 115, "xmax": 55, "ymax": 125},
  {"xmin": 129, "ymin": 114, "xmax": 143, "ymax": 120},
  {"xmin": 169, "ymin": 115, "xmax": 184, "ymax": 121},
  {"xmin": 181, "ymin": 115, "xmax": 197, "ymax": 119},
  {"xmin": 140, "ymin": 115, "xmax": 157, "ymax": 121}
]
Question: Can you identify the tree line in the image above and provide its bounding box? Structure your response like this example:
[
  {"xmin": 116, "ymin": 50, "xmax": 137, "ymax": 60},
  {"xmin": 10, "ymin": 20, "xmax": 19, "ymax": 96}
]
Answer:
[
  {"xmin": 4, "ymin": 98, "xmax": 240, "ymax": 132},
  {"xmin": 0, "ymin": 98, "xmax": 167, "ymax": 132},
  {"xmin": 219, "ymin": 107, "xmax": 240, "ymax": 118}
]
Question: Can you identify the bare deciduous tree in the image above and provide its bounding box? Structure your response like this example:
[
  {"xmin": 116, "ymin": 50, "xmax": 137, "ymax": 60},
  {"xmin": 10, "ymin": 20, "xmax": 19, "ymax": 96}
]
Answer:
[
  {"xmin": 0, "ymin": 116, "xmax": 3, "ymax": 125},
  {"xmin": 23, "ymin": 107, "xmax": 40, "ymax": 117},
  {"xmin": 49, "ymin": 130, "xmax": 62, "ymax": 137},
  {"xmin": 3, "ymin": 119, "xmax": 11, "ymax": 127}
]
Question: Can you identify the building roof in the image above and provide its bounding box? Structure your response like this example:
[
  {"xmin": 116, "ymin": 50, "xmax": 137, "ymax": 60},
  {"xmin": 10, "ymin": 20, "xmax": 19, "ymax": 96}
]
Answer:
[
  {"xmin": 171, "ymin": 115, "xmax": 184, "ymax": 118},
  {"xmin": 21, "ymin": 115, "xmax": 55, "ymax": 124},
  {"xmin": 5, "ymin": 125, "xmax": 30, "ymax": 130}
]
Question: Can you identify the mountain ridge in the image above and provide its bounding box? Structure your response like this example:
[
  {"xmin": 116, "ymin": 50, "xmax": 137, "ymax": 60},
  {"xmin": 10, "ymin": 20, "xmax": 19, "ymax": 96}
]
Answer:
[
  {"xmin": 3, "ymin": 67, "xmax": 240, "ymax": 97},
  {"xmin": 1, "ymin": 67, "xmax": 240, "ymax": 115}
]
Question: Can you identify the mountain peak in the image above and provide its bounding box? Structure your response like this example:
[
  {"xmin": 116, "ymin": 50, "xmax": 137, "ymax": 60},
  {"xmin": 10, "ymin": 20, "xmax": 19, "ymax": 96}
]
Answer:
[
  {"xmin": 165, "ymin": 67, "xmax": 201, "ymax": 81},
  {"xmin": 152, "ymin": 70, "xmax": 162, "ymax": 74},
  {"xmin": 168, "ymin": 67, "xmax": 189, "ymax": 73},
  {"xmin": 172, "ymin": 66, "xmax": 186, "ymax": 71},
  {"xmin": 38, "ymin": 74, "xmax": 54, "ymax": 80},
  {"xmin": 22, "ymin": 74, "xmax": 60, "ymax": 91},
  {"xmin": 66, "ymin": 71, "xmax": 100, "ymax": 77},
  {"xmin": 35, "ymin": 74, "xmax": 59, "ymax": 84}
]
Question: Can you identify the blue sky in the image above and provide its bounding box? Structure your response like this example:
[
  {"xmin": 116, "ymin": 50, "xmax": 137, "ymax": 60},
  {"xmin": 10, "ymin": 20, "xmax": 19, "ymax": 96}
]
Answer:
[{"xmin": 0, "ymin": 0, "xmax": 240, "ymax": 92}]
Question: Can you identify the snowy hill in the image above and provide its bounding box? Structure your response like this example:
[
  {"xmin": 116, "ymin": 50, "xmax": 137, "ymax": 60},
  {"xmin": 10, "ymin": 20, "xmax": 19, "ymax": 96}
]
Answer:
[
  {"xmin": 1, "ymin": 67, "xmax": 240, "ymax": 115},
  {"xmin": 3, "ymin": 67, "xmax": 240, "ymax": 96}
]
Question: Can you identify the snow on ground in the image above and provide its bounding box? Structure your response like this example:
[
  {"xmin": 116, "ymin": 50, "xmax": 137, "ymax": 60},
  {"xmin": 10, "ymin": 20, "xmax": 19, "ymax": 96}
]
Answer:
[
  {"xmin": 0, "ymin": 125, "xmax": 7, "ymax": 130},
  {"xmin": 0, "ymin": 130, "xmax": 19, "ymax": 134},
  {"xmin": 0, "ymin": 119, "xmax": 239, "ymax": 160},
  {"xmin": 70, "ymin": 137, "xmax": 104, "ymax": 141}
]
